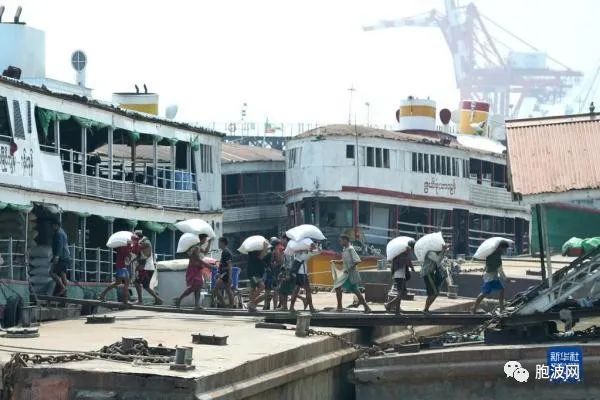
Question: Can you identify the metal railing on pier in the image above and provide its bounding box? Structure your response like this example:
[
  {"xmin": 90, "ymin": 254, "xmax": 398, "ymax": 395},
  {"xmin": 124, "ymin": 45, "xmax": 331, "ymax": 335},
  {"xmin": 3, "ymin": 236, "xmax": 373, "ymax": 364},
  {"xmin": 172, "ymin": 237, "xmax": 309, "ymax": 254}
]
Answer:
[{"xmin": 0, "ymin": 238, "xmax": 27, "ymax": 280}]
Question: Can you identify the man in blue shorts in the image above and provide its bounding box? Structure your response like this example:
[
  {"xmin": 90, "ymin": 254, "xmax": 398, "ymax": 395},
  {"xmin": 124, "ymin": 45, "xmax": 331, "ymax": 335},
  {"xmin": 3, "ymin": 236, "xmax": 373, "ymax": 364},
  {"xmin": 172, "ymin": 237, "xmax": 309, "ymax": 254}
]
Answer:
[{"xmin": 472, "ymin": 241, "xmax": 509, "ymax": 313}]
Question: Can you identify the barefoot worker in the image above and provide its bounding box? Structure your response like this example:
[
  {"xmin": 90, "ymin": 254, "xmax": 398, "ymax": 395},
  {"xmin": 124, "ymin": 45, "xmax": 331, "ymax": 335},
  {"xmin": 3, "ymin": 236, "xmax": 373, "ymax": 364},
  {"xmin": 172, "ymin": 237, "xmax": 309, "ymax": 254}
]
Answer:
[
  {"xmin": 213, "ymin": 237, "xmax": 234, "ymax": 308},
  {"xmin": 384, "ymin": 240, "xmax": 415, "ymax": 314},
  {"xmin": 422, "ymin": 244, "xmax": 449, "ymax": 313},
  {"xmin": 50, "ymin": 218, "xmax": 71, "ymax": 297},
  {"xmin": 472, "ymin": 240, "xmax": 509, "ymax": 313},
  {"xmin": 133, "ymin": 237, "xmax": 163, "ymax": 305},
  {"xmin": 174, "ymin": 234, "xmax": 210, "ymax": 309},
  {"xmin": 99, "ymin": 233, "xmax": 140, "ymax": 304},
  {"xmin": 332, "ymin": 235, "xmax": 371, "ymax": 313}
]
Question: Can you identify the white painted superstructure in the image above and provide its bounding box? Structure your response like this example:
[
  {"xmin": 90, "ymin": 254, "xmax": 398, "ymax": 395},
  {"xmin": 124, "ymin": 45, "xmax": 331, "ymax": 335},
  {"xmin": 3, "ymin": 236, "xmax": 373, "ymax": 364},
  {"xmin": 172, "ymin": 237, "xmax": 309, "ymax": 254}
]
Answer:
[{"xmin": 285, "ymin": 124, "xmax": 530, "ymax": 256}]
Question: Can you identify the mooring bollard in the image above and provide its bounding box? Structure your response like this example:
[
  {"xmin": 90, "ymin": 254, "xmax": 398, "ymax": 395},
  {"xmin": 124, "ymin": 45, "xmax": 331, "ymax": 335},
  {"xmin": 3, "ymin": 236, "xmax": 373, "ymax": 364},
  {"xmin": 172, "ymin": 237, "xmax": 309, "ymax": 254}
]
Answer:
[
  {"xmin": 295, "ymin": 312, "xmax": 311, "ymax": 337},
  {"xmin": 175, "ymin": 346, "xmax": 193, "ymax": 365},
  {"xmin": 171, "ymin": 346, "xmax": 196, "ymax": 371}
]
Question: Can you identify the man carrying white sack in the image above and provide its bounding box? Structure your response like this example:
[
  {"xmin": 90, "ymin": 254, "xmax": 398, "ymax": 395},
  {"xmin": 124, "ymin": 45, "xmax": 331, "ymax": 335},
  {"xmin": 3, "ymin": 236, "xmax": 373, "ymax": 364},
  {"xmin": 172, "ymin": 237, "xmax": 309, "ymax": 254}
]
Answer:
[
  {"xmin": 332, "ymin": 235, "xmax": 371, "ymax": 313},
  {"xmin": 472, "ymin": 241, "xmax": 509, "ymax": 314},
  {"xmin": 422, "ymin": 244, "xmax": 449, "ymax": 313},
  {"xmin": 384, "ymin": 241, "xmax": 415, "ymax": 314}
]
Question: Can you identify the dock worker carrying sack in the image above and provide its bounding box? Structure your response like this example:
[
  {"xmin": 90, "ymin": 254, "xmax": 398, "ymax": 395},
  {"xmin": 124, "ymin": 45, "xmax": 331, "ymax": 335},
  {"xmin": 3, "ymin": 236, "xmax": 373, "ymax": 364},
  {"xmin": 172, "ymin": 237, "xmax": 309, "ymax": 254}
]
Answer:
[
  {"xmin": 177, "ymin": 233, "xmax": 201, "ymax": 254},
  {"xmin": 175, "ymin": 219, "xmax": 216, "ymax": 238},
  {"xmin": 284, "ymin": 238, "xmax": 314, "ymax": 256},
  {"xmin": 106, "ymin": 231, "xmax": 135, "ymax": 249},
  {"xmin": 414, "ymin": 232, "xmax": 445, "ymax": 262},
  {"xmin": 473, "ymin": 237, "xmax": 514, "ymax": 260},
  {"xmin": 286, "ymin": 224, "xmax": 326, "ymax": 242},
  {"xmin": 386, "ymin": 236, "xmax": 415, "ymax": 261},
  {"xmin": 238, "ymin": 235, "xmax": 269, "ymax": 255}
]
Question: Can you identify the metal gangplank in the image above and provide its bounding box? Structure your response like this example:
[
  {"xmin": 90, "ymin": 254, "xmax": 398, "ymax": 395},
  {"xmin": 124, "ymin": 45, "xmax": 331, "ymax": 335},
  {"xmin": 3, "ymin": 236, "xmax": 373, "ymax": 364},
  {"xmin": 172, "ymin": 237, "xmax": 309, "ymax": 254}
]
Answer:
[
  {"xmin": 510, "ymin": 247, "xmax": 600, "ymax": 315},
  {"xmin": 36, "ymin": 295, "xmax": 600, "ymax": 328}
]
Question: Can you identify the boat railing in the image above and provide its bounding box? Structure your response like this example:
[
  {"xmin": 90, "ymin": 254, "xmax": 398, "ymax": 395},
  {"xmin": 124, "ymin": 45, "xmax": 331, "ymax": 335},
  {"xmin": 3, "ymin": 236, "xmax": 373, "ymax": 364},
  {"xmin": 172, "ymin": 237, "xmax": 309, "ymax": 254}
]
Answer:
[
  {"xmin": 59, "ymin": 148, "xmax": 199, "ymax": 209},
  {"xmin": 0, "ymin": 238, "xmax": 27, "ymax": 280},
  {"xmin": 397, "ymin": 221, "xmax": 454, "ymax": 246},
  {"xmin": 468, "ymin": 228, "xmax": 516, "ymax": 256},
  {"xmin": 222, "ymin": 192, "xmax": 285, "ymax": 209}
]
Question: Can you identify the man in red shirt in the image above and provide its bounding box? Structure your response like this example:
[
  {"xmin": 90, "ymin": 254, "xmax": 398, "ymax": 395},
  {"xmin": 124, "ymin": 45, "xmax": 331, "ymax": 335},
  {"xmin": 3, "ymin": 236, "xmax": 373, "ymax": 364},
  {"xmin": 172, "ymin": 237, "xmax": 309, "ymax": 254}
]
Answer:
[{"xmin": 99, "ymin": 232, "xmax": 142, "ymax": 303}]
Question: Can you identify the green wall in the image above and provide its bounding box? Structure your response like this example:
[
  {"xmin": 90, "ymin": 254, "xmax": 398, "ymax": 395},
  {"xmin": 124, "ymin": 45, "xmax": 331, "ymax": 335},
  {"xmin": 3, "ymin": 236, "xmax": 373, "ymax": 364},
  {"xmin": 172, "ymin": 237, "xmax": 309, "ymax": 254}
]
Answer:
[{"xmin": 531, "ymin": 205, "xmax": 600, "ymax": 254}]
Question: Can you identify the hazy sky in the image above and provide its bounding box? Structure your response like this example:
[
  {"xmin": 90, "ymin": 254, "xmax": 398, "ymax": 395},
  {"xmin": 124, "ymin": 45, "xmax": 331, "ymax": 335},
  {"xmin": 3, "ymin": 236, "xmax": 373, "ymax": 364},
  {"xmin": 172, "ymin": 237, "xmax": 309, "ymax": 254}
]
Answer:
[{"xmin": 4, "ymin": 0, "xmax": 600, "ymax": 127}]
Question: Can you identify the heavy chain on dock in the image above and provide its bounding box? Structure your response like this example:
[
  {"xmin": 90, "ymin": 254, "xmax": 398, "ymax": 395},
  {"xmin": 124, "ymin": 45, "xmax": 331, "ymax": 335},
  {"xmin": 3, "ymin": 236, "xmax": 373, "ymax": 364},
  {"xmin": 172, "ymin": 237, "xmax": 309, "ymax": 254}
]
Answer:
[
  {"xmin": 0, "ymin": 339, "xmax": 173, "ymax": 400},
  {"xmin": 307, "ymin": 328, "xmax": 385, "ymax": 358}
]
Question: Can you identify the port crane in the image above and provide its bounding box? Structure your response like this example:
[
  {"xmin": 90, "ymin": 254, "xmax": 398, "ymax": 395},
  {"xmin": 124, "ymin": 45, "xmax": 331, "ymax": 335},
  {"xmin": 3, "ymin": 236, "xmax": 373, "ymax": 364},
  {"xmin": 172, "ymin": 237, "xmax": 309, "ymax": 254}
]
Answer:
[{"xmin": 363, "ymin": 0, "xmax": 582, "ymax": 118}]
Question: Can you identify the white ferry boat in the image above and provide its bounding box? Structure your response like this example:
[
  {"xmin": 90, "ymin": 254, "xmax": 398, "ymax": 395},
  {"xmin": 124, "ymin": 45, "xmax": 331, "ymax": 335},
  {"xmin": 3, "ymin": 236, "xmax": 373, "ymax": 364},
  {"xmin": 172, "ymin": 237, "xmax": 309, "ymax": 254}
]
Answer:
[
  {"xmin": 285, "ymin": 98, "xmax": 531, "ymax": 256},
  {"xmin": 0, "ymin": 17, "xmax": 223, "ymax": 300}
]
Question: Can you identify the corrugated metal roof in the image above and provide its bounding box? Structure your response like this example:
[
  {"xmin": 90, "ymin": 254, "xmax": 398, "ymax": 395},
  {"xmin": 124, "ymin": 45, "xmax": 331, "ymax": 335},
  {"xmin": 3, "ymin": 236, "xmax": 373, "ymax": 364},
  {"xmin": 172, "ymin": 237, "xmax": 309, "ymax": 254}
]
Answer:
[
  {"xmin": 221, "ymin": 143, "xmax": 284, "ymax": 163},
  {"xmin": 94, "ymin": 143, "xmax": 284, "ymax": 164},
  {"xmin": 506, "ymin": 114, "xmax": 600, "ymax": 197}
]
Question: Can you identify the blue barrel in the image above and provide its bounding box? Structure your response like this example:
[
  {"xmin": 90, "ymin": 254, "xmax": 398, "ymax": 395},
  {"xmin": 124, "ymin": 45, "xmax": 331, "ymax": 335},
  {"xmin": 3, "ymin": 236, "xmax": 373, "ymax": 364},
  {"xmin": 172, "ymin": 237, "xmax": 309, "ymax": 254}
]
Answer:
[{"xmin": 231, "ymin": 267, "xmax": 241, "ymax": 289}]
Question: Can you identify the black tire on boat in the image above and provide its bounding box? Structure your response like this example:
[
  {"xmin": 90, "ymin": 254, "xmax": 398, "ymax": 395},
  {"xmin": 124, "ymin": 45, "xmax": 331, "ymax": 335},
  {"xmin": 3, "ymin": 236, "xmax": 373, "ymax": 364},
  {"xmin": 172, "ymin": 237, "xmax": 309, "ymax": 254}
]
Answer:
[{"xmin": 3, "ymin": 295, "xmax": 24, "ymax": 328}]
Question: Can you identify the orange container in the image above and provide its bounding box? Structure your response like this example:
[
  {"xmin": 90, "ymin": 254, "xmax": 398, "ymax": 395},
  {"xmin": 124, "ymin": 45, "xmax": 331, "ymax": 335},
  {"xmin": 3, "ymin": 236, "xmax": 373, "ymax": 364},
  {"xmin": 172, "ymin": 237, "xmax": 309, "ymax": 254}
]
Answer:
[{"xmin": 307, "ymin": 251, "xmax": 380, "ymax": 286}]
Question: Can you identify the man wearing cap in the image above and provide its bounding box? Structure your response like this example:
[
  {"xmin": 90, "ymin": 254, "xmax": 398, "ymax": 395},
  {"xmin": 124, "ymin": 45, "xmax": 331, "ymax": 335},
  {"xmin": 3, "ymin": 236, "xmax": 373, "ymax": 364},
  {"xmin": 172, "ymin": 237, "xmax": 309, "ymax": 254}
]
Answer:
[{"xmin": 50, "ymin": 218, "xmax": 71, "ymax": 296}]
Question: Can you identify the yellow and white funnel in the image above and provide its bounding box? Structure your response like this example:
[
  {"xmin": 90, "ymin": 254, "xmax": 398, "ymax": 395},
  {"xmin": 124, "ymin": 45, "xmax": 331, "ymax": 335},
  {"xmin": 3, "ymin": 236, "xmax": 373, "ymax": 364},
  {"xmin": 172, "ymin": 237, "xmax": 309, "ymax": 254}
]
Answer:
[
  {"xmin": 396, "ymin": 98, "xmax": 436, "ymax": 131},
  {"xmin": 112, "ymin": 92, "xmax": 159, "ymax": 116},
  {"xmin": 458, "ymin": 100, "xmax": 489, "ymax": 135}
]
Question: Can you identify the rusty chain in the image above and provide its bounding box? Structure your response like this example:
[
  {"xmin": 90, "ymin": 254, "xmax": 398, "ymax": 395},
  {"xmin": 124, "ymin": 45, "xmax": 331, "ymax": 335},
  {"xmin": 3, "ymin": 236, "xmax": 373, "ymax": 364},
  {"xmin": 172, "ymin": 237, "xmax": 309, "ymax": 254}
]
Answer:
[
  {"xmin": 306, "ymin": 328, "xmax": 384, "ymax": 358},
  {"xmin": 1, "ymin": 340, "xmax": 173, "ymax": 399}
]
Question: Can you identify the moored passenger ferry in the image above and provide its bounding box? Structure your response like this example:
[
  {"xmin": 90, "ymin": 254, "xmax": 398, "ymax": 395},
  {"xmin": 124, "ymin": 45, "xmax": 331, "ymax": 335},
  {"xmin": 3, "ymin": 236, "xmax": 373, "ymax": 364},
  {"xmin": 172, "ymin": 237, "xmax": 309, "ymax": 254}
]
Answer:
[
  {"xmin": 0, "ymin": 19, "xmax": 223, "ymax": 301},
  {"xmin": 285, "ymin": 98, "xmax": 531, "ymax": 260}
]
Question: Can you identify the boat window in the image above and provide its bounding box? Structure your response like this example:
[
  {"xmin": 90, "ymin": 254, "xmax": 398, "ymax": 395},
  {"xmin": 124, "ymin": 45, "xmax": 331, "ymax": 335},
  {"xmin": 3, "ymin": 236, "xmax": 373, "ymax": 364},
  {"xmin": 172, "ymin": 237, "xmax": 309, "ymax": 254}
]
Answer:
[
  {"xmin": 375, "ymin": 148, "xmax": 382, "ymax": 168},
  {"xmin": 441, "ymin": 156, "xmax": 447, "ymax": 175},
  {"xmin": 446, "ymin": 157, "xmax": 451, "ymax": 176},
  {"xmin": 359, "ymin": 201, "xmax": 370, "ymax": 224},
  {"xmin": 199, "ymin": 144, "xmax": 214, "ymax": 173},
  {"xmin": 272, "ymin": 172, "xmax": 285, "ymax": 192},
  {"xmin": 287, "ymin": 147, "xmax": 301, "ymax": 168},
  {"xmin": 417, "ymin": 153, "xmax": 423, "ymax": 172},
  {"xmin": 424, "ymin": 153, "xmax": 429, "ymax": 173},
  {"xmin": 366, "ymin": 147, "xmax": 374, "ymax": 167},
  {"xmin": 383, "ymin": 149, "xmax": 390, "ymax": 168},
  {"xmin": 412, "ymin": 152, "xmax": 417, "ymax": 171},
  {"xmin": 0, "ymin": 97, "xmax": 12, "ymax": 142},
  {"xmin": 463, "ymin": 159, "xmax": 469, "ymax": 177},
  {"xmin": 346, "ymin": 144, "xmax": 355, "ymax": 159},
  {"xmin": 435, "ymin": 155, "xmax": 441, "ymax": 173}
]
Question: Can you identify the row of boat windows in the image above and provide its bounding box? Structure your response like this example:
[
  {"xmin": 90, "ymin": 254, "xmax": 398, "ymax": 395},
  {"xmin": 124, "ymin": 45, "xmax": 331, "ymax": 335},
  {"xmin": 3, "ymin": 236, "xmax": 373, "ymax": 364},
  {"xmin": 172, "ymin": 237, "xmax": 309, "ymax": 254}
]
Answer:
[
  {"xmin": 346, "ymin": 145, "xmax": 391, "ymax": 169},
  {"xmin": 0, "ymin": 96, "xmax": 215, "ymax": 175},
  {"xmin": 411, "ymin": 152, "xmax": 467, "ymax": 177}
]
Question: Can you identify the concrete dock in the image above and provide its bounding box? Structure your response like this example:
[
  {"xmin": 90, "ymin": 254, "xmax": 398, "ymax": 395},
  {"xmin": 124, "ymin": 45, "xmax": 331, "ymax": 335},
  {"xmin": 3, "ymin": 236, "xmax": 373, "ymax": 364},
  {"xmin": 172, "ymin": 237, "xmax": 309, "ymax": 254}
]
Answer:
[{"xmin": 0, "ymin": 293, "xmax": 472, "ymax": 400}]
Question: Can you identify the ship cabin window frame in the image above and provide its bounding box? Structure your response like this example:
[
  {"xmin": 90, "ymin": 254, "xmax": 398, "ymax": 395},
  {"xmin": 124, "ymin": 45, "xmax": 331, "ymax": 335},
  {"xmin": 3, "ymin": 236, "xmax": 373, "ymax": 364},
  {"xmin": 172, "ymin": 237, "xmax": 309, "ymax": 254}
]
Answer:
[
  {"xmin": 375, "ymin": 148, "xmax": 383, "ymax": 168},
  {"xmin": 199, "ymin": 143, "xmax": 214, "ymax": 173},
  {"xmin": 0, "ymin": 96, "xmax": 12, "ymax": 143},
  {"xmin": 383, "ymin": 148, "xmax": 390, "ymax": 168},
  {"xmin": 366, "ymin": 146, "xmax": 374, "ymax": 167},
  {"xmin": 411, "ymin": 152, "xmax": 465, "ymax": 178},
  {"xmin": 287, "ymin": 147, "xmax": 301, "ymax": 169},
  {"xmin": 346, "ymin": 144, "xmax": 355, "ymax": 159}
]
